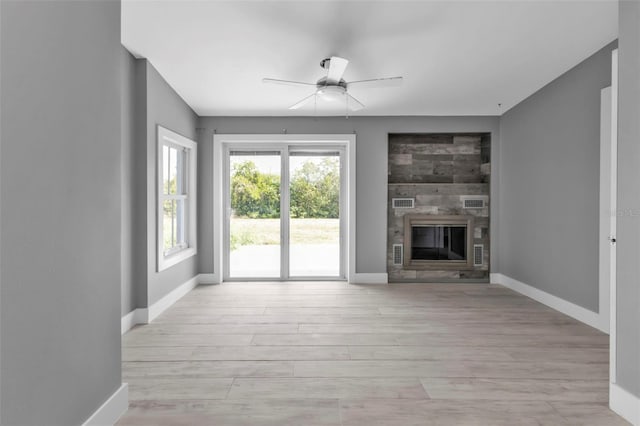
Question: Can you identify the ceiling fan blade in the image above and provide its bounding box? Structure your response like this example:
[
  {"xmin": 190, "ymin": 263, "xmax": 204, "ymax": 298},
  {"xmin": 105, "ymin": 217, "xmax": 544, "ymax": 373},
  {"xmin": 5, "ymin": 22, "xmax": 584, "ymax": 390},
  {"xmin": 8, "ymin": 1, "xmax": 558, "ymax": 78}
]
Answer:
[
  {"xmin": 289, "ymin": 92, "xmax": 317, "ymax": 110},
  {"xmin": 326, "ymin": 56, "xmax": 349, "ymax": 84},
  {"xmin": 346, "ymin": 93, "xmax": 365, "ymax": 111},
  {"xmin": 347, "ymin": 76, "xmax": 403, "ymax": 89},
  {"xmin": 263, "ymin": 78, "xmax": 315, "ymax": 88}
]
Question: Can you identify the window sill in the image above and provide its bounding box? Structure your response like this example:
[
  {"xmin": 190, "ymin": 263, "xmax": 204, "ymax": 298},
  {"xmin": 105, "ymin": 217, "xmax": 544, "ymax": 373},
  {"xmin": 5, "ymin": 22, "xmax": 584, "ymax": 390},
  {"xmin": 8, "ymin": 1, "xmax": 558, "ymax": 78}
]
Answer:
[{"xmin": 158, "ymin": 247, "xmax": 197, "ymax": 272}]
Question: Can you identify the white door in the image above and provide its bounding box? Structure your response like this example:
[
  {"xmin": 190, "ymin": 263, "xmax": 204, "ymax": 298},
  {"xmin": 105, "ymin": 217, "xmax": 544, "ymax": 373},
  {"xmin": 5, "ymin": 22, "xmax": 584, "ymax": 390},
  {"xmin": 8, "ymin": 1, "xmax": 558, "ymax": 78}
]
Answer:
[
  {"xmin": 599, "ymin": 85, "xmax": 613, "ymax": 334},
  {"xmin": 599, "ymin": 49, "xmax": 618, "ymax": 383}
]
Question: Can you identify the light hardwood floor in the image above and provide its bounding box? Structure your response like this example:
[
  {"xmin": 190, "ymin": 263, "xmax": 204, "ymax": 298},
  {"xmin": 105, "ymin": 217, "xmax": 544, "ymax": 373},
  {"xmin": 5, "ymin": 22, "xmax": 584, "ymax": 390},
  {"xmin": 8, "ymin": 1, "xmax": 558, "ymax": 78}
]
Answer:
[{"xmin": 118, "ymin": 282, "xmax": 628, "ymax": 425}]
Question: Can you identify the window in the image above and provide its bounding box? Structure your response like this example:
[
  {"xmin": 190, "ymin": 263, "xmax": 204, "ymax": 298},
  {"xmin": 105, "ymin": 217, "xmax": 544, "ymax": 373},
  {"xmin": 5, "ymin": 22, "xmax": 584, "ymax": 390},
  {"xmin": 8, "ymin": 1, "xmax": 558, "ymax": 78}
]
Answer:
[{"xmin": 157, "ymin": 126, "xmax": 197, "ymax": 271}]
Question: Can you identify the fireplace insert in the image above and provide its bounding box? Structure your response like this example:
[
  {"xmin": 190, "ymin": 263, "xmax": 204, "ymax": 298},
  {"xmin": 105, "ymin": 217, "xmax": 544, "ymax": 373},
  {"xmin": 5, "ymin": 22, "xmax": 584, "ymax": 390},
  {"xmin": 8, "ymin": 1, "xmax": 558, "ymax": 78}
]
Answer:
[{"xmin": 403, "ymin": 215, "xmax": 474, "ymax": 269}]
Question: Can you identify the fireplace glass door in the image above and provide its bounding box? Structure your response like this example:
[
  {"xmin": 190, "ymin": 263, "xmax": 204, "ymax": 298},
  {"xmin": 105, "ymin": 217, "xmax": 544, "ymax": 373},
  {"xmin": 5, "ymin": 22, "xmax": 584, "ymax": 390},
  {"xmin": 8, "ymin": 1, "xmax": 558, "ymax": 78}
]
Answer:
[{"xmin": 411, "ymin": 225, "xmax": 467, "ymax": 261}]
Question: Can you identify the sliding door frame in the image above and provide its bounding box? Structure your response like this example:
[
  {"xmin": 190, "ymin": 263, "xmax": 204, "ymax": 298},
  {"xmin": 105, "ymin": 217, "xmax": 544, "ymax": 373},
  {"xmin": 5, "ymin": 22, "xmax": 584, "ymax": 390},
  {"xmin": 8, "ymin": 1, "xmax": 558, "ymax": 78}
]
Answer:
[
  {"xmin": 223, "ymin": 145, "xmax": 286, "ymax": 281},
  {"xmin": 287, "ymin": 146, "xmax": 346, "ymax": 280},
  {"xmin": 213, "ymin": 134, "xmax": 356, "ymax": 283}
]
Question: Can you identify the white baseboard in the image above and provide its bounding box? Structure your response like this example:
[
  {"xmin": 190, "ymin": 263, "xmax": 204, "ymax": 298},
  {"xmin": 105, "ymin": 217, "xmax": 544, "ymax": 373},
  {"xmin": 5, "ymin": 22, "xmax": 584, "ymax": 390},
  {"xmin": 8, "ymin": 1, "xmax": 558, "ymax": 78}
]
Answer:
[
  {"xmin": 121, "ymin": 274, "xmax": 213, "ymax": 334},
  {"xmin": 349, "ymin": 273, "xmax": 388, "ymax": 284},
  {"xmin": 198, "ymin": 273, "xmax": 219, "ymax": 284},
  {"xmin": 147, "ymin": 275, "xmax": 200, "ymax": 322},
  {"xmin": 610, "ymin": 383, "xmax": 640, "ymax": 425},
  {"xmin": 82, "ymin": 383, "xmax": 128, "ymax": 426},
  {"xmin": 491, "ymin": 273, "xmax": 607, "ymax": 333},
  {"xmin": 120, "ymin": 309, "xmax": 145, "ymax": 335}
]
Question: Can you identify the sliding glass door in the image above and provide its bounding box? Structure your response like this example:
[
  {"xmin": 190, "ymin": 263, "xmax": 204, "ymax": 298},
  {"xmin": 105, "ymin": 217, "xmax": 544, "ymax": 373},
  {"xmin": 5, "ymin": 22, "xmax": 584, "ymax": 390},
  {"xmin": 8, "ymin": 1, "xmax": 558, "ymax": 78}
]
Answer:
[
  {"xmin": 224, "ymin": 145, "xmax": 344, "ymax": 280},
  {"xmin": 228, "ymin": 151, "xmax": 282, "ymax": 278},
  {"xmin": 289, "ymin": 151, "xmax": 341, "ymax": 277}
]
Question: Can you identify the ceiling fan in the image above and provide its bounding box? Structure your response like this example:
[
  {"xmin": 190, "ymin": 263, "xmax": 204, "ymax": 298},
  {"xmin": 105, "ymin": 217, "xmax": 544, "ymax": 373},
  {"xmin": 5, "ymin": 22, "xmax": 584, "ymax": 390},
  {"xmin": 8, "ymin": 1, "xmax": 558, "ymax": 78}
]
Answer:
[{"xmin": 262, "ymin": 56, "xmax": 403, "ymax": 112}]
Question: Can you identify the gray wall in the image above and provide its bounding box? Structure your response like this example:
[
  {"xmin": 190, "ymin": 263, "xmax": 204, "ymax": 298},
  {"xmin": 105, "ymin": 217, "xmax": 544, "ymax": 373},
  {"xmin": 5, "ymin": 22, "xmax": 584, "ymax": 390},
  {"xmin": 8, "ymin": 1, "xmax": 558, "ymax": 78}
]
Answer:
[
  {"xmin": 121, "ymin": 56, "xmax": 199, "ymax": 312},
  {"xmin": 145, "ymin": 61, "xmax": 199, "ymax": 305},
  {"xmin": 133, "ymin": 57, "xmax": 149, "ymax": 309},
  {"xmin": 197, "ymin": 116, "xmax": 500, "ymax": 276},
  {"xmin": 616, "ymin": 0, "xmax": 640, "ymax": 398},
  {"xmin": 121, "ymin": 51, "xmax": 150, "ymax": 314},
  {"xmin": 498, "ymin": 41, "xmax": 616, "ymax": 312},
  {"xmin": 121, "ymin": 48, "xmax": 139, "ymax": 315},
  {"xmin": 0, "ymin": 1, "xmax": 122, "ymax": 424}
]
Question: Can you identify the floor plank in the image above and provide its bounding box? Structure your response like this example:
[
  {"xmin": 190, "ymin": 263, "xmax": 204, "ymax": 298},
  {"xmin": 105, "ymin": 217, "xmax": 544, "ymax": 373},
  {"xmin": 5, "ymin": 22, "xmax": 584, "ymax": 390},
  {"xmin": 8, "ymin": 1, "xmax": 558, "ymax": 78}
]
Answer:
[
  {"xmin": 123, "ymin": 360, "xmax": 294, "ymax": 378},
  {"xmin": 127, "ymin": 323, "xmax": 299, "ymax": 335},
  {"xmin": 292, "ymin": 360, "xmax": 608, "ymax": 380},
  {"xmin": 339, "ymin": 399, "xmax": 570, "ymax": 426},
  {"xmin": 250, "ymin": 332, "xmax": 609, "ymax": 347},
  {"xmin": 127, "ymin": 378, "xmax": 234, "ymax": 401},
  {"xmin": 550, "ymin": 402, "xmax": 632, "ymax": 425},
  {"xmin": 420, "ymin": 377, "xmax": 609, "ymax": 402},
  {"xmin": 118, "ymin": 399, "xmax": 341, "ymax": 426},
  {"xmin": 347, "ymin": 345, "xmax": 515, "ymax": 361},
  {"xmin": 122, "ymin": 333, "xmax": 253, "ymax": 347},
  {"xmin": 227, "ymin": 377, "xmax": 429, "ymax": 400},
  {"xmin": 123, "ymin": 345, "xmax": 352, "ymax": 362}
]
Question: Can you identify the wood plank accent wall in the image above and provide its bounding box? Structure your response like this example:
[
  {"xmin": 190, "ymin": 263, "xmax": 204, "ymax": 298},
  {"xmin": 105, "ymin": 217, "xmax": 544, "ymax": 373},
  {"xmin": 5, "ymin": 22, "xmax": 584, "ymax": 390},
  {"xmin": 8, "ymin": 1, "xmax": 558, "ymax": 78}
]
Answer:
[{"xmin": 387, "ymin": 133, "xmax": 491, "ymax": 282}]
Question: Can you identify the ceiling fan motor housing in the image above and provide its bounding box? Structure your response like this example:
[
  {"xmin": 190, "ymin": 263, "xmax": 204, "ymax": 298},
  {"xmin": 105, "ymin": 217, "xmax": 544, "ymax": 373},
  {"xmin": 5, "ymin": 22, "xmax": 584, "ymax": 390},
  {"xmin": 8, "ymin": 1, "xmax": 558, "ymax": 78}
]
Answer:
[{"xmin": 316, "ymin": 76, "xmax": 347, "ymax": 88}]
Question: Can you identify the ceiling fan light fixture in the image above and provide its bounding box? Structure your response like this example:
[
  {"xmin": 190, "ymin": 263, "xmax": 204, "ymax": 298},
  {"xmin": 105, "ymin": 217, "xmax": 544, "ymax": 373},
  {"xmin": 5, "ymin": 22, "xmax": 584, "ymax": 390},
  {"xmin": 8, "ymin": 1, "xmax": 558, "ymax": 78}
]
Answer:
[{"xmin": 317, "ymin": 85, "xmax": 346, "ymax": 102}]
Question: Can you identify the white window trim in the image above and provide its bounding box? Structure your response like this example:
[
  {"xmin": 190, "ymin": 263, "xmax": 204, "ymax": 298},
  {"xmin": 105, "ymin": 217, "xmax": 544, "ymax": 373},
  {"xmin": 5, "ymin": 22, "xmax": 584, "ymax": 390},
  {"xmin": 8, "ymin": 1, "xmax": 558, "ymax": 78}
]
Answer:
[{"xmin": 157, "ymin": 125, "xmax": 197, "ymax": 272}]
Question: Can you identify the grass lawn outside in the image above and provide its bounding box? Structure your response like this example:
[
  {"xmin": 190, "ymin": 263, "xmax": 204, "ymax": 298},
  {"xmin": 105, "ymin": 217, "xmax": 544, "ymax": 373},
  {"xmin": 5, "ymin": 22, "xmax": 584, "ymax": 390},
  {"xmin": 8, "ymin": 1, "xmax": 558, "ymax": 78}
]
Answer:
[{"xmin": 230, "ymin": 218, "xmax": 339, "ymax": 250}]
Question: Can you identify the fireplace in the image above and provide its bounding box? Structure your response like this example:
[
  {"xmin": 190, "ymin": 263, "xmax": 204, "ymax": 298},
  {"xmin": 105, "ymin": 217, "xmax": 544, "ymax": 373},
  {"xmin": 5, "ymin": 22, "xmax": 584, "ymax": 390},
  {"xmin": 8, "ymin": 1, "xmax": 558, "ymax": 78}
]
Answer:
[{"xmin": 403, "ymin": 215, "xmax": 475, "ymax": 270}]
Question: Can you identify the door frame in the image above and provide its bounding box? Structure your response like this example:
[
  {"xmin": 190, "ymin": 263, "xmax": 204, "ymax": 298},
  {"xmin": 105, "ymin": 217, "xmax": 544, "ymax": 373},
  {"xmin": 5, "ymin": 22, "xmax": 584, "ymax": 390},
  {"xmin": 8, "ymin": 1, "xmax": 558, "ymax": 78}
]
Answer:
[
  {"xmin": 212, "ymin": 134, "xmax": 356, "ymax": 283},
  {"xmin": 600, "ymin": 49, "xmax": 618, "ymax": 388},
  {"xmin": 223, "ymin": 145, "xmax": 287, "ymax": 281},
  {"xmin": 607, "ymin": 49, "xmax": 619, "ymax": 385}
]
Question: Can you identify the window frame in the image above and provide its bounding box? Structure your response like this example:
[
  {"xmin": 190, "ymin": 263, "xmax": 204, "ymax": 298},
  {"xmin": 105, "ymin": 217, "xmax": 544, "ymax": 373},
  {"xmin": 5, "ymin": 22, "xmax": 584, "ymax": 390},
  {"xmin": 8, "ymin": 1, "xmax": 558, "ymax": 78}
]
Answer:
[{"xmin": 157, "ymin": 125, "xmax": 197, "ymax": 271}]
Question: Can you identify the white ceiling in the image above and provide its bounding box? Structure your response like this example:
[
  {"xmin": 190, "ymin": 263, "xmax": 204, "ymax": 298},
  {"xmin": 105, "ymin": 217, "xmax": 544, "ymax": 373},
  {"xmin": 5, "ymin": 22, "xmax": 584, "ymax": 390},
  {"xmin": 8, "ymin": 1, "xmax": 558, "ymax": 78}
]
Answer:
[{"xmin": 122, "ymin": 0, "xmax": 617, "ymax": 116}]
